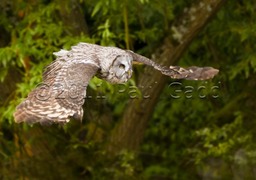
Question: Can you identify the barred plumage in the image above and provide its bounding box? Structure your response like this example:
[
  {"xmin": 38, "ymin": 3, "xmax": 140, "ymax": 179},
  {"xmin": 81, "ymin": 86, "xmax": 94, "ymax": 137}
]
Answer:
[{"xmin": 14, "ymin": 43, "xmax": 218, "ymax": 125}]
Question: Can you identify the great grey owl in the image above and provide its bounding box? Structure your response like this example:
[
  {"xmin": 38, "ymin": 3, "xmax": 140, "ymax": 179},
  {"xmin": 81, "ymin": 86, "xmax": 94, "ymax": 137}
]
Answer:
[{"xmin": 14, "ymin": 43, "xmax": 219, "ymax": 125}]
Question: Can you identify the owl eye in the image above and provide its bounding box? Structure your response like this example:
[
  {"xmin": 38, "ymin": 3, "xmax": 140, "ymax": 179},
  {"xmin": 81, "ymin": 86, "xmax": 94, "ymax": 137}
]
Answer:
[{"xmin": 119, "ymin": 64, "xmax": 126, "ymax": 69}]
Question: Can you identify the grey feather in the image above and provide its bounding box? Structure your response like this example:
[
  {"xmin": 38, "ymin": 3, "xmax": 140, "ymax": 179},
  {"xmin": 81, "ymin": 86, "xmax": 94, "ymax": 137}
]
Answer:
[
  {"xmin": 14, "ymin": 42, "xmax": 218, "ymax": 125},
  {"xmin": 128, "ymin": 50, "xmax": 219, "ymax": 80}
]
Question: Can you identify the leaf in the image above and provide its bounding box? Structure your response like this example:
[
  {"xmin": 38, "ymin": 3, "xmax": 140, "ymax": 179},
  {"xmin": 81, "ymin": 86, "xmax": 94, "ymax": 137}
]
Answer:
[{"xmin": 91, "ymin": 1, "xmax": 103, "ymax": 17}]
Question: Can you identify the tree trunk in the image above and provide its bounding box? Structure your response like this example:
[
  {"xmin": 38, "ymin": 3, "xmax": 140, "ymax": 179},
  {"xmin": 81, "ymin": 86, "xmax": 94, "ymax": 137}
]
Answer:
[
  {"xmin": 56, "ymin": 0, "xmax": 89, "ymax": 36},
  {"xmin": 108, "ymin": 0, "xmax": 226, "ymax": 153}
]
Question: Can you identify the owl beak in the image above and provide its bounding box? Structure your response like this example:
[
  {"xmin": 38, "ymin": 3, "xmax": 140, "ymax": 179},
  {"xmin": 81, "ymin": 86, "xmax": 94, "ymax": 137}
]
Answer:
[{"xmin": 127, "ymin": 69, "xmax": 132, "ymax": 78}]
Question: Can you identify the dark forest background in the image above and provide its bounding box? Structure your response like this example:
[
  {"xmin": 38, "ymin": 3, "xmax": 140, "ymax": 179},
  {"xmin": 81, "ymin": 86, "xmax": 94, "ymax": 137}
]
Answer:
[{"xmin": 1, "ymin": 0, "xmax": 256, "ymax": 179}]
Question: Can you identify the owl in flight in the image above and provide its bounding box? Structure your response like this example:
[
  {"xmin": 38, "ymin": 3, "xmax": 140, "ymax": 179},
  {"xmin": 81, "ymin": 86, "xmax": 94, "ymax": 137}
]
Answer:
[{"xmin": 14, "ymin": 43, "xmax": 218, "ymax": 125}]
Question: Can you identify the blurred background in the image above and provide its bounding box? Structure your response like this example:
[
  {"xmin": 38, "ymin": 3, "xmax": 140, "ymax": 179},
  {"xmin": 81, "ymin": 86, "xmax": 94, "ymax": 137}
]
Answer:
[{"xmin": 0, "ymin": 0, "xmax": 256, "ymax": 179}]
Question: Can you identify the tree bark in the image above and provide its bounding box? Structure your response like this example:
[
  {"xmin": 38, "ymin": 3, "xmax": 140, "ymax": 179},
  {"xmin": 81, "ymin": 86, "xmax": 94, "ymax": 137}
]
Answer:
[
  {"xmin": 56, "ymin": 0, "xmax": 89, "ymax": 36},
  {"xmin": 108, "ymin": 0, "xmax": 226, "ymax": 153}
]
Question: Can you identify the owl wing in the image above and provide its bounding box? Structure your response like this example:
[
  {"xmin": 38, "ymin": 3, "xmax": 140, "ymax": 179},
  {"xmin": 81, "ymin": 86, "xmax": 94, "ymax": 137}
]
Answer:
[
  {"xmin": 13, "ymin": 60, "xmax": 99, "ymax": 125},
  {"xmin": 128, "ymin": 51, "xmax": 219, "ymax": 80}
]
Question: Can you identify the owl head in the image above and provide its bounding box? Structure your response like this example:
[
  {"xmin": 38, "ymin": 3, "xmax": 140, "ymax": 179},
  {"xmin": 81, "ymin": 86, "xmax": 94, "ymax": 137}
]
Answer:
[{"xmin": 100, "ymin": 54, "xmax": 133, "ymax": 84}]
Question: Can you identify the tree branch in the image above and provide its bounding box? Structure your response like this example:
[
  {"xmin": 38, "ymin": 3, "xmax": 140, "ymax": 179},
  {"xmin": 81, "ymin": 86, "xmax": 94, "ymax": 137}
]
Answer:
[{"xmin": 108, "ymin": 0, "xmax": 226, "ymax": 153}]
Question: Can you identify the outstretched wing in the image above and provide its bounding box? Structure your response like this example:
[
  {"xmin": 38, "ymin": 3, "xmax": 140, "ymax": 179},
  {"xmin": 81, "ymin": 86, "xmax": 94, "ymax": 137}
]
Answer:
[
  {"xmin": 128, "ymin": 51, "xmax": 219, "ymax": 80},
  {"xmin": 13, "ymin": 60, "xmax": 99, "ymax": 125}
]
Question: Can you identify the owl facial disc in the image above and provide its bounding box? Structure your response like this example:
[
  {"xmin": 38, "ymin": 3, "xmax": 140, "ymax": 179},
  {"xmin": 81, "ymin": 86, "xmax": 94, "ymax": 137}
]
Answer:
[{"xmin": 104, "ymin": 55, "xmax": 133, "ymax": 84}]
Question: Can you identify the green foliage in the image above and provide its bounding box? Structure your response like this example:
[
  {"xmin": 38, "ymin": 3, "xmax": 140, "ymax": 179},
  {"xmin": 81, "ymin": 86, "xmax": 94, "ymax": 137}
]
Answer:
[
  {"xmin": 0, "ymin": 0, "xmax": 256, "ymax": 179},
  {"xmin": 141, "ymin": 1, "xmax": 256, "ymax": 179},
  {"xmin": 86, "ymin": 0, "xmax": 172, "ymax": 47}
]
